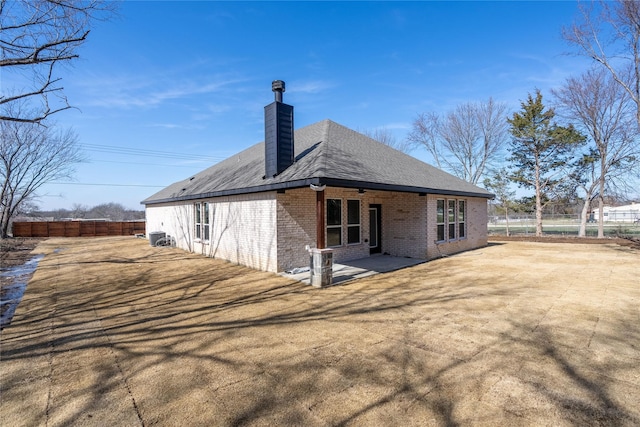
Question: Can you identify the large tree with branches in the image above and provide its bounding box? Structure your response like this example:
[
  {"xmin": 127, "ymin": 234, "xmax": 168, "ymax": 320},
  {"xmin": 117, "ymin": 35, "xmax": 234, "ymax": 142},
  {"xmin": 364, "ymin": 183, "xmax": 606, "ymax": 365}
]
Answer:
[
  {"xmin": 407, "ymin": 98, "xmax": 509, "ymax": 184},
  {"xmin": 1, "ymin": 105, "xmax": 84, "ymax": 237},
  {"xmin": 564, "ymin": 0, "xmax": 640, "ymax": 126},
  {"xmin": 553, "ymin": 67, "xmax": 639, "ymax": 238},
  {"xmin": 0, "ymin": 0, "xmax": 116, "ymax": 123},
  {"xmin": 507, "ymin": 90, "xmax": 585, "ymax": 237}
]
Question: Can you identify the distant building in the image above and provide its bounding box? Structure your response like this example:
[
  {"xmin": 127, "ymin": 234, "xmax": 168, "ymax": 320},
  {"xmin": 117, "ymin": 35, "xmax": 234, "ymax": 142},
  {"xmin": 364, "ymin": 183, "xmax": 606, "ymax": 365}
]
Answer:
[{"xmin": 591, "ymin": 203, "xmax": 640, "ymax": 222}]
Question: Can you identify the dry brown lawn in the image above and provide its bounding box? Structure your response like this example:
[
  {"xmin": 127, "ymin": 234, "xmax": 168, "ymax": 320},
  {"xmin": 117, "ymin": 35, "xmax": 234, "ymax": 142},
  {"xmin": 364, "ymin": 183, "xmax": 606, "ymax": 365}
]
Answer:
[{"xmin": 1, "ymin": 236, "xmax": 639, "ymax": 426}]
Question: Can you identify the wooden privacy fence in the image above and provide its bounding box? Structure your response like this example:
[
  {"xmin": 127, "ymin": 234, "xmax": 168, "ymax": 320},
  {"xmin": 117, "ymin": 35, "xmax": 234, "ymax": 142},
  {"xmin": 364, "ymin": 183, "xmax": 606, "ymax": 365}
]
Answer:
[{"xmin": 12, "ymin": 221, "xmax": 146, "ymax": 238}]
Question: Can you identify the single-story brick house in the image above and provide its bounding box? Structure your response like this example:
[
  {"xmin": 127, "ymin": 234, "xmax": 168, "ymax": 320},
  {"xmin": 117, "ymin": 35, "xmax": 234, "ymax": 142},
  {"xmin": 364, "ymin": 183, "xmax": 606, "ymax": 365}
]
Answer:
[{"xmin": 143, "ymin": 81, "xmax": 493, "ymax": 273}]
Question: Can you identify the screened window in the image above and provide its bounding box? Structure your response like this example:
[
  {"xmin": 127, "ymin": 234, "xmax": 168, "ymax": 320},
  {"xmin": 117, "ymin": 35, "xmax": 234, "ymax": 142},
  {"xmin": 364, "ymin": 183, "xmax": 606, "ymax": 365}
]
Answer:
[
  {"xmin": 448, "ymin": 200, "xmax": 456, "ymax": 240},
  {"xmin": 327, "ymin": 199, "xmax": 342, "ymax": 247},
  {"xmin": 195, "ymin": 203, "xmax": 202, "ymax": 240},
  {"xmin": 458, "ymin": 200, "xmax": 466, "ymax": 239},
  {"xmin": 436, "ymin": 199, "xmax": 445, "ymax": 242},
  {"xmin": 203, "ymin": 202, "xmax": 210, "ymax": 241},
  {"xmin": 195, "ymin": 202, "xmax": 210, "ymax": 241},
  {"xmin": 347, "ymin": 199, "xmax": 361, "ymax": 244}
]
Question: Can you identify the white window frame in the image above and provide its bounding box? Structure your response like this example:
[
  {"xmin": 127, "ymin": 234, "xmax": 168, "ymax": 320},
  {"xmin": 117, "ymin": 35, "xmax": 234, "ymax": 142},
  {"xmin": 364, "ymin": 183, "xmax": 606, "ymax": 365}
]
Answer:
[
  {"xmin": 326, "ymin": 198, "xmax": 342, "ymax": 247},
  {"xmin": 458, "ymin": 200, "xmax": 466, "ymax": 239},
  {"xmin": 437, "ymin": 199, "xmax": 467, "ymax": 242},
  {"xmin": 194, "ymin": 202, "xmax": 210, "ymax": 242},
  {"xmin": 203, "ymin": 202, "xmax": 210, "ymax": 242},
  {"xmin": 347, "ymin": 199, "xmax": 361, "ymax": 245},
  {"xmin": 448, "ymin": 199, "xmax": 456, "ymax": 240},
  {"xmin": 436, "ymin": 199, "xmax": 446, "ymax": 242},
  {"xmin": 195, "ymin": 203, "xmax": 202, "ymax": 240}
]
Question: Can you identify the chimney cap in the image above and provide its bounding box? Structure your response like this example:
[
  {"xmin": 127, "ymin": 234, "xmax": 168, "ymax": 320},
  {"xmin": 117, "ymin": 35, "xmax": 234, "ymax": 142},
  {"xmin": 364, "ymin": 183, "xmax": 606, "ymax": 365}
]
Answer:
[{"xmin": 272, "ymin": 80, "xmax": 285, "ymax": 93}]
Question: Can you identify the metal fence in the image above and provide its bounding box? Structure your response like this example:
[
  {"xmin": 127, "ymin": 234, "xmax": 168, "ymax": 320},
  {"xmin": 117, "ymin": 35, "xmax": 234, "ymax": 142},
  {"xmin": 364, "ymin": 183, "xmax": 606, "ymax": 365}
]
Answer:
[{"xmin": 488, "ymin": 214, "xmax": 640, "ymax": 238}]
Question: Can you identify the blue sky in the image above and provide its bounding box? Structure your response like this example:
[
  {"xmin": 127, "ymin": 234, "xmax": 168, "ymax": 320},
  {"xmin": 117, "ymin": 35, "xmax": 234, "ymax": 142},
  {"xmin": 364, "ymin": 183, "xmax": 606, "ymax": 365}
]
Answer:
[{"xmin": 34, "ymin": 1, "xmax": 591, "ymax": 211}]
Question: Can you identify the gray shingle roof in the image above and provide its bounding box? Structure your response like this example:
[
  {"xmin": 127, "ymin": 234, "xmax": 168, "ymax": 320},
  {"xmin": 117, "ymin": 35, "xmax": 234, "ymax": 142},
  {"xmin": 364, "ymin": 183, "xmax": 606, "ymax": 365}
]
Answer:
[{"xmin": 142, "ymin": 119, "xmax": 493, "ymax": 205}]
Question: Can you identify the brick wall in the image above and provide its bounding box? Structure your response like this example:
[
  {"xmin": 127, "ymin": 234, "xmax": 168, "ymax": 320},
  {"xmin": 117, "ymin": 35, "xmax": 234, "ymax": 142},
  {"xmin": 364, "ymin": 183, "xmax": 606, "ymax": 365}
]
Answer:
[
  {"xmin": 425, "ymin": 195, "xmax": 488, "ymax": 259},
  {"xmin": 146, "ymin": 189, "xmax": 489, "ymax": 273},
  {"xmin": 372, "ymin": 191, "xmax": 428, "ymax": 259},
  {"xmin": 145, "ymin": 193, "xmax": 278, "ymax": 272},
  {"xmin": 145, "ymin": 203, "xmax": 194, "ymax": 250},
  {"xmin": 276, "ymin": 188, "xmax": 315, "ymax": 271},
  {"xmin": 276, "ymin": 188, "xmax": 434, "ymax": 270},
  {"xmin": 276, "ymin": 189, "xmax": 488, "ymax": 270}
]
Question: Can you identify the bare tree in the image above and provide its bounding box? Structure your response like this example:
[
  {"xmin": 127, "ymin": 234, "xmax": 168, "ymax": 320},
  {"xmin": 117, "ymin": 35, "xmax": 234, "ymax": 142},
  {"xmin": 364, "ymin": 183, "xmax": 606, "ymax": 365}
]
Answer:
[
  {"xmin": 553, "ymin": 67, "xmax": 639, "ymax": 237},
  {"xmin": 0, "ymin": 105, "xmax": 84, "ymax": 237},
  {"xmin": 361, "ymin": 127, "xmax": 413, "ymax": 153},
  {"xmin": 0, "ymin": 0, "xmax": 116, "ymax": 123},
  {"xmin": 565, "ymin": 150, "xmax": 600, "ymax": 237},
  {"xmin": 483, "ymin": 168, "xmax": 516, "ymax": 236},
  {"xmin": 70, "ymin": 202, "xmax": 88, "ymax": 218},
  {"xmin": 564, "ymin": 0, "xmax": 640, "ymax": 126},
  {"xmin": 407, "ymin": 98, "xmax": 509, "ymax": 184},
  {"xmin": 88, "ymin": 202, "xmax": 128, "ymax": 220}
]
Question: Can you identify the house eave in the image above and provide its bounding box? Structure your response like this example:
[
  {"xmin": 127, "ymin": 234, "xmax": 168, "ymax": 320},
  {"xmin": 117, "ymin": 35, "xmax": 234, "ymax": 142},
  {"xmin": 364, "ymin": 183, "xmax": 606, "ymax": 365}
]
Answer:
[
  {"xmin": 141, "ymin": 178, "xmax": 324, "ymax": 206},
  {"xmin": 320, "ymin": 178, "xmax": 494, "ymax": 199},
  {"xmin": 142, "ymin": 177, "xmax": 493, "ymax": 206}
]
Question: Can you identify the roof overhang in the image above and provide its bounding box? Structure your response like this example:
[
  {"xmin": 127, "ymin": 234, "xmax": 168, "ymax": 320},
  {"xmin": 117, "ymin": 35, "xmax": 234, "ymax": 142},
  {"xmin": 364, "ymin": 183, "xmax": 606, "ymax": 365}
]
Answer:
[
  {"xmin": 142, "ymin": 178, "xmax": 323, "ymax": 205},
  {"xmin": 142, "ymin": 177, "xmax": 494, "ymax": 206},
  {"xmin": 319, "ymin": 178, "xmax": 494, "ymax": 199}
]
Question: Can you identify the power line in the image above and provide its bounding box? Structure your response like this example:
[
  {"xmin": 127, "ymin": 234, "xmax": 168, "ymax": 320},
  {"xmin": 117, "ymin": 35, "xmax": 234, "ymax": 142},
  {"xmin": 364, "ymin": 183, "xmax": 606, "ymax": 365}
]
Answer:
[
  {"xmin": 90, "ymin": 159, "xmax": 204, "ymax": 169},
  {"xmin": 51, "ymin": 182, "xmax": 165, "ymax": 188},
  {"xmin": 81, "ymin": 143, "xmax": 226, "ymax": 162}
]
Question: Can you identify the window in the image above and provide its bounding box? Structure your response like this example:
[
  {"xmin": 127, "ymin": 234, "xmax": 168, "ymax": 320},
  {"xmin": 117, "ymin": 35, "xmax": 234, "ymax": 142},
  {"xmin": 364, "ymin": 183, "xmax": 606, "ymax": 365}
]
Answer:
[
  {"xmin": 347, "ymin": 199, "xmax": 361, "ymax": 244},
  {"xmin": 195, "ymin": 202, "xmax": 210, "ymax": 241},
  {"xmin": 458, "ymin": 200, "xmax": 466, "ymax": 239},
  {"xmin": 203, "ymin": 202, "xmax": 210, "ymax": 241},
  {"xmin": 448, "ymin": 200, "xmax": 456, "ymax": 240},
  {"xmin": 436, "ymin": 199, "xmax": 466, "ymax": 242},
  {"xmin": 327, "ymin": 199, "xmax": 342, "ymax": 247},
  {"xmin": 436, "ymin": 200, "xmax": 445, "ymax": 241},
  {"xmin": 195, "ymin": 203, "xmax": 202, "ymax": 239}
]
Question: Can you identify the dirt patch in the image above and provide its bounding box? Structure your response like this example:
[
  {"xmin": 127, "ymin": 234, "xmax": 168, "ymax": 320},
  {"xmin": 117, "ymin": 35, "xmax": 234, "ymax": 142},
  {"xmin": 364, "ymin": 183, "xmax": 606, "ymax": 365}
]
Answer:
[
  {"xmin": 1, "ymin": 238, "xmax": 45, "ymax": 327},
  {"xmin": 1, "ymin": 238, "xmax": 44, "ymax": 269},
  {"xmin": 1, "ymin": 238, "xmax": 44, "ymax": 289},
  {"xmin": 2, "ymin": 237, "xmax": 639, "ymax": 426}
]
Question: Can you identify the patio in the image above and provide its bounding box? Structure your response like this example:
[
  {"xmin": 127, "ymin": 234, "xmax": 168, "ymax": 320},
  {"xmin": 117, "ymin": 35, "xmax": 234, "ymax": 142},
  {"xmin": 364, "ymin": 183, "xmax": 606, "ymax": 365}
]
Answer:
[{"xmin": 282, "ymin": 253, "xmax": 426, "ymax": 285}]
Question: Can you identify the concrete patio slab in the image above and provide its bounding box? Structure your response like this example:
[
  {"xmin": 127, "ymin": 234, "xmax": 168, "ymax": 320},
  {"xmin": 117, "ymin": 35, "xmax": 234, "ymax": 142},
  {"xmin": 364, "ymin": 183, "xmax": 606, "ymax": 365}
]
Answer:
[{"xmin": 282, "ymin": 254, "xmax": 426, "ymax": 285}]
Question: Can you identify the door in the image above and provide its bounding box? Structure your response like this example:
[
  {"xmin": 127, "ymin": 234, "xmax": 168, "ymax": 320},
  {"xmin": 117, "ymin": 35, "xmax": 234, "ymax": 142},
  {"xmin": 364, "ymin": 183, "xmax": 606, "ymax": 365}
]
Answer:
[{"xmin": 369, "ymin": 204, "xmax": 382, "ymax": 254}]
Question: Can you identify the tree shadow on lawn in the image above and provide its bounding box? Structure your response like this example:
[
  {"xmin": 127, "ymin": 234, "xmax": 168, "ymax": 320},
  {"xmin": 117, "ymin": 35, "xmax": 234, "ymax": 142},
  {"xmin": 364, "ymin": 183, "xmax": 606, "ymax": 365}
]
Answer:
[{"xmin": 2, "ymin": 237, "xmax": 639, "ymax": 426}]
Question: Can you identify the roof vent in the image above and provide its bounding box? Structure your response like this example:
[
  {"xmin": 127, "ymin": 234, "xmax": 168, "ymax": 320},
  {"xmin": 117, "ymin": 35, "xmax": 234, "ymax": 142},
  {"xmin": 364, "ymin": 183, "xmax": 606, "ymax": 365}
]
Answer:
[{"xmin": 264, "ymin": 80, "xmax": 294, "ymax": 178}]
